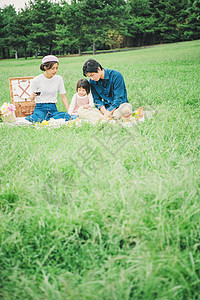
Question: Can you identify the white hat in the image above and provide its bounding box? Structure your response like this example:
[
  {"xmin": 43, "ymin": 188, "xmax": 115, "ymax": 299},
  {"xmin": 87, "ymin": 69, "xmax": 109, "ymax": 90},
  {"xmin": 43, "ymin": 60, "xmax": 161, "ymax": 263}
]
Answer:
[{"xmin": 42, "ymin": 55, "xmax": 59, "ymax": 64}]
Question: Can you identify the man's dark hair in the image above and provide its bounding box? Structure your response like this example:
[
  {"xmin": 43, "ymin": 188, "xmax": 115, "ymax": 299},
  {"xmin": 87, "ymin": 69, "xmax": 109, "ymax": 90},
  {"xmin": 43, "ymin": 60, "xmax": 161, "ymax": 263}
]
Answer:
[
  {"xmin": 83, "ymin": 59, "xmax": 103, "ymax": 77},
  {"xmin": 76, "ymin": 78, "xmax": 90, "ymax": 94}
]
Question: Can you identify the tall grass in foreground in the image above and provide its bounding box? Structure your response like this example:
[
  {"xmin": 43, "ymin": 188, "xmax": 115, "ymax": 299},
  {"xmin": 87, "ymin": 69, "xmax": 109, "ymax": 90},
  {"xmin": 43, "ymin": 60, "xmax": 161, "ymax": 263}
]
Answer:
[{"xmin": 0, "ymin": 40, "xmax": 200, "ymax": 299}]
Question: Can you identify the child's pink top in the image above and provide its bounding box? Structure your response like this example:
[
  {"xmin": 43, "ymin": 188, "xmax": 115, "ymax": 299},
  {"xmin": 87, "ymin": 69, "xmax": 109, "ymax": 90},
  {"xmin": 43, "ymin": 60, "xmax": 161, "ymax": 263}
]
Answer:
[{"xmin": 68, "ymin": 93, "xmax": 94, "ymax": 115}]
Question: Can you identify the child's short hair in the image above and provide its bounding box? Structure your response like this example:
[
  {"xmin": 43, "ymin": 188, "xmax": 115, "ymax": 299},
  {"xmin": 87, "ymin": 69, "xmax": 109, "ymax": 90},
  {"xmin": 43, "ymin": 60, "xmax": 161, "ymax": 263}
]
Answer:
[{"xmin": 76, "ymin": 78, "xmax": 90, "ymax": 95}]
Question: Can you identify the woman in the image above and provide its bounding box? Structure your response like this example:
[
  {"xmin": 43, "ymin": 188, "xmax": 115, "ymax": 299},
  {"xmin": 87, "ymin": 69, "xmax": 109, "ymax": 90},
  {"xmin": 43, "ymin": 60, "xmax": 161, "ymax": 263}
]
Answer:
[{"xmin": 25, "ymin": 55, "xmax": 71, "ymax": 123}]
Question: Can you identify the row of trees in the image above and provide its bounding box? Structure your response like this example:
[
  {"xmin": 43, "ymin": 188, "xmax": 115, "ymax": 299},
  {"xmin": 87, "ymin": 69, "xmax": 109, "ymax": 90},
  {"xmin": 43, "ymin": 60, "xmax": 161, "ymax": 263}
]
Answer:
[{"xmin": 0, "ymin": 0, "xmax": 200, "ymax": 59}]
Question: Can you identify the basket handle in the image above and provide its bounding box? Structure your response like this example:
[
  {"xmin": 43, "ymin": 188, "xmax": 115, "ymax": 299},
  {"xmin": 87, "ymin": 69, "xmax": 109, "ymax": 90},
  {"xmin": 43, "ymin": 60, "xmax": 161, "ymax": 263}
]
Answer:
[{"xmin": 21, "ymin": 110, "xmax": 34, "ymax": 116}]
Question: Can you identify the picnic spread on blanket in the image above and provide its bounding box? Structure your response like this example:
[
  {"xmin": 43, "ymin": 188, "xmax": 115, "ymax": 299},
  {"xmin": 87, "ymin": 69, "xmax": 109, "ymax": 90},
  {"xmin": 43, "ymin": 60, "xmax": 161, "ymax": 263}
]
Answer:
[{"xmin": 0, "ymin": 105, "xmax": 156, "ymax": 128}]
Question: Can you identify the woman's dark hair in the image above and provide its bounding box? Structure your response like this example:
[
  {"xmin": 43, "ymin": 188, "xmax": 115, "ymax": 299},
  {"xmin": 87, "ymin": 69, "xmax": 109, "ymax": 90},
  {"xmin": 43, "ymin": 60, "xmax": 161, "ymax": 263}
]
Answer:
[
  {"xmin": 83, "ymin": 59, "xmax": 103, "ymax": 77},
  {"xmin": 76, "ymin": 78, "xmax": 90, "ymax": 95},
  {"xmin": 40, "ymin": 61, "xmax": 59, "ymax": 71}
]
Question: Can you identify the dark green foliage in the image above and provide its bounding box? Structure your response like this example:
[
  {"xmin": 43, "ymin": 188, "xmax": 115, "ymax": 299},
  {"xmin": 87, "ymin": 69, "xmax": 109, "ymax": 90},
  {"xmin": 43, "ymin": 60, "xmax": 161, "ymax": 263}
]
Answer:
[
  {"xmin": 0, "ymin": 5, "xmax": 17, "ymax": 59},
  {"xmin": 125, "ymin": 0, "xmax": 155, "ymax": 47},
  {"xmin": 27, "ymin": 0, "xmax": 58, "ymax": 57},
  {"xmin": 180, "ymin": 0, "xmax": 200, "ymax": 40},
  {"xmin": 0, "ymin": 0, "xmax": 199, "ymax": 57},
  {"xmin": 77, "ymin": 0, "xmax": 126, "ymax": 54}
]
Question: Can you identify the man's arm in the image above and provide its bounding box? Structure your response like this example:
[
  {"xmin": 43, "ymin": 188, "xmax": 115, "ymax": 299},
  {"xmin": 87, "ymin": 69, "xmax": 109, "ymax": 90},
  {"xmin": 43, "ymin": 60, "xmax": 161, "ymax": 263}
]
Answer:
[
  {"xmin": 90, "ymin": 83, "xmax": 104, "ymax": 110},
  {"xmin": 107, "ymin": 72, "xmax": 127, "ymax": 112}
]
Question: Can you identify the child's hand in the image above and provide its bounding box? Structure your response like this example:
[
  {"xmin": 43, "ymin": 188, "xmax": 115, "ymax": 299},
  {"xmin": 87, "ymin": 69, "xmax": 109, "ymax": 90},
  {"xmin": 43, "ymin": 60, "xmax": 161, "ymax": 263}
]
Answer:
[{"xmin": 83, "ymin": 104, "xmax": 90, "ymax": 109}]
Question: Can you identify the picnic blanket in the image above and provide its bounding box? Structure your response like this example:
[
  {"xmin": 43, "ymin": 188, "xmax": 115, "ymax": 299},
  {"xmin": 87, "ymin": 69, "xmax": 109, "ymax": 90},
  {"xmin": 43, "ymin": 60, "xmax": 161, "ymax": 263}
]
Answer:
[{"xmin": 0, "ymin": 107, "xmax": 157, "ymax": 128}]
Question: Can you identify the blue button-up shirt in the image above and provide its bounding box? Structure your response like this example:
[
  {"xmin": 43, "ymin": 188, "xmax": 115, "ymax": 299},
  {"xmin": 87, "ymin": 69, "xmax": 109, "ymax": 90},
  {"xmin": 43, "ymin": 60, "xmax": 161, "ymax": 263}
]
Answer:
[{"xmin": 89, "ymin": 69, "xmax": 129, "ymax": 111}]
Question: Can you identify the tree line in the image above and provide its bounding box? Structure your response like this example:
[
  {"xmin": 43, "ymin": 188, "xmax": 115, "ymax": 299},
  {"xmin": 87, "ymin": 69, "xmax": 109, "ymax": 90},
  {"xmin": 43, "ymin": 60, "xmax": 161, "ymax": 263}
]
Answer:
[{"xmin": 0, "ymin": 0, "xmax": 200, "ymax": 59}]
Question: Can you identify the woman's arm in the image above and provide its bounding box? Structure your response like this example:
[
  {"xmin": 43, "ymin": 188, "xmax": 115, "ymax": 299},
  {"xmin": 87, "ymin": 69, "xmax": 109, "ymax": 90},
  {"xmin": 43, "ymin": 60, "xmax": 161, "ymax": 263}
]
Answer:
[
  {"xmin": 29, "ymin": 78, "xmax": 38, "ymax": 101},
  {"xmin": 61, "ymin": 94, "xmax": 69, "ymax": 112},
  {"xmin": 68, "ymin": 94, "xmax": 76, "ymax": 115}
]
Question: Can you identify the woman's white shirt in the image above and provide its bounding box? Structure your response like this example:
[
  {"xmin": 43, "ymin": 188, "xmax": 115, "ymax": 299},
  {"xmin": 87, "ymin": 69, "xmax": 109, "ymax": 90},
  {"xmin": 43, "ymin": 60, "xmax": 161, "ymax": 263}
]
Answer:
[{"xmin": 31, "ymin": 74, "xmax": 66, "ymax": 103}]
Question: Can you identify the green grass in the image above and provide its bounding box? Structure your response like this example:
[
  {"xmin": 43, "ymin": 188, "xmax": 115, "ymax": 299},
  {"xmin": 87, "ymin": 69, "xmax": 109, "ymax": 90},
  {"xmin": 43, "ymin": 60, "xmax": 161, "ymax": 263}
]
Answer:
[{"xmin": 0, "ymin": 40, "xmax": 200, "ymax": 300}]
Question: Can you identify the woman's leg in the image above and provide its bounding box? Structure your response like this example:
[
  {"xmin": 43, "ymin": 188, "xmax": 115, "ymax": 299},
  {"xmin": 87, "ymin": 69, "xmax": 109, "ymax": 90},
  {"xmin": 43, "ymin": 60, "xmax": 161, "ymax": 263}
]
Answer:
[
  {"xmin": 47, "ymin": 104, "xmax": 71, "ymax": 121},
  {"xmin": 25, "ymin": 103, "xmax": 47, "ymax": 123},
  {"xmin": 71, "ymin": 115, "xmax": 78, "ymax": 120}
]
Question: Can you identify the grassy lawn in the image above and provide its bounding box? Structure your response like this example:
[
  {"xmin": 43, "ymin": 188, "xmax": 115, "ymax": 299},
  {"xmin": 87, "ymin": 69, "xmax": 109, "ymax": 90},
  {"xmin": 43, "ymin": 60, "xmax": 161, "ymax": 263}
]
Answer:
[{"xmin": 0, "ymin": 40, "xmax": 200, "ymax": 299}]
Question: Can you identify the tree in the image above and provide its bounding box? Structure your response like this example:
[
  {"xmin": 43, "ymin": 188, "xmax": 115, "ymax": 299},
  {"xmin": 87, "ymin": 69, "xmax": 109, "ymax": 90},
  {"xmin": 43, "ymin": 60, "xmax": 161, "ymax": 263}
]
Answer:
[
  {"xmin": 180, "ymin": 0, "xmax": 200, "ymax": 40},
  {"xmin": 77, "ymin": 0, "xmax": 126, "ymax": 54},
  {"xmin": 67, "ymin": 0, "xmax": 86, "ymax": 55},
  {"xmin": 18, "ymin": 6, "xmax": 33, "ymax": 59},
  {"xmin": 148, "ymin": 0, "xmax": 189, "ymax": 44},
  {"xmin": 54, "ymin": 1, "xmax": 86, "ymax": 55},
  {"xmin": 125, "ymin": 0, "xmax": 155, "ymax": 47},
  {"xmin": 0, "ymin": 0, "xmax": 199, "ymax": 59},
  {"xmin": 27, "ymin": 0, "xmax": 57, "ymax": 57},
  {"xmin": 158, "ymin": 0, "xmax": 188, "ymax": 42},
  {"xmin": 0, "ymin": 5, "xmax": 17, "ymax": 59},
  {"xmin": 0, "ymin": 8, "xmax": 6, "ymax": 59}
]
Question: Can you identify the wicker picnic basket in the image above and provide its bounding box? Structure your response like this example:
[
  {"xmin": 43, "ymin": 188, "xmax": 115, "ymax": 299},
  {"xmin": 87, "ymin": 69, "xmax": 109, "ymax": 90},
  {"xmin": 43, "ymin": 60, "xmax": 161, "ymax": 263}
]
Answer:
[{"xmin": 9, "ymin": 77, "xmax": 35, "ymax": 117}]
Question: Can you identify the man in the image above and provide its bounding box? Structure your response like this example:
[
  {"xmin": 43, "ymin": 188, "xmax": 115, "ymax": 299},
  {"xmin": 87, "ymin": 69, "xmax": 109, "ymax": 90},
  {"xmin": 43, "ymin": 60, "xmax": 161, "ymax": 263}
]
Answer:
[{"xmin": 81, "ymin": 59, "xmax": 132, "ymax": 121}]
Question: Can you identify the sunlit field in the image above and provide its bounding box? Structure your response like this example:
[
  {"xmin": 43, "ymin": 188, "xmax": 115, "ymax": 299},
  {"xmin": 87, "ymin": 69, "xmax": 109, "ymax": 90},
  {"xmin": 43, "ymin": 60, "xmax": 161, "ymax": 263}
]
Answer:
[{"xmin": 0, "ymin": 40, "xmax": 200, "ymax": 300}]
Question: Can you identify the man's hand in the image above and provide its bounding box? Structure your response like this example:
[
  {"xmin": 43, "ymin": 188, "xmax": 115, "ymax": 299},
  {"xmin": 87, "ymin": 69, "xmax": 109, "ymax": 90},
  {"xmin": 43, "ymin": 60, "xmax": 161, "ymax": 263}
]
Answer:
[
  {"xmin": 102, "ymin": 110, "xmax": 111, "ymax": 120},
  {"xmin": 100, "ymin": 106, "xmax": 115, "ymax": 120},
  {"xmin": 100, "ymin": 106, "xmax": 106, "ymax": 114}
]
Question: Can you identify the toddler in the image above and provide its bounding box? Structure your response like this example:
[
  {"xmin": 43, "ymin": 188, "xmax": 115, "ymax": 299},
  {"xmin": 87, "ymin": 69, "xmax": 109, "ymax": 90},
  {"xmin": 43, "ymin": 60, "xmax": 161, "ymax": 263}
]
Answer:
[{"xmin": 68, "ymin": 79, "xmax": 94, "ymax": 116}]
